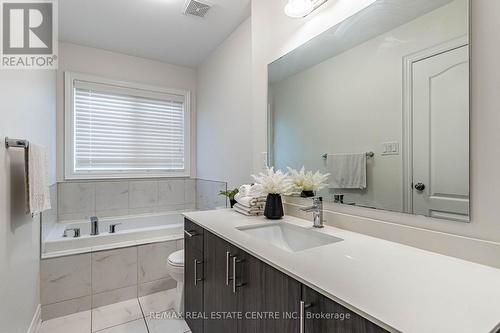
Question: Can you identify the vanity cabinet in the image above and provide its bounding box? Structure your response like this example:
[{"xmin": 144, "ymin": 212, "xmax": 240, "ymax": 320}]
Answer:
[
  {"xmin": 185, "ymin": 218, "xmax": 388, "ymax": 333},
  {"xmin": 203, "ymin": 229, "xmax": 302, "ymax": 332},
  {"xmin": 184, "ymin": 219, "xmax": 205, "ymax": 333},
  {"xmin": 301, "ymin": 286, "xmax": 387, "ymax": 333}
]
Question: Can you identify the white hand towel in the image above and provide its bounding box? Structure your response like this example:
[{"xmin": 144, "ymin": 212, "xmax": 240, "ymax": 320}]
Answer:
[
  {"xmin": 247, "ymin": 184, "xmax": 264, "ymax": 197},
  {"xmin": 234, "ymin": 193, "xmax": 266, "ymax": 208},
  {"xmin": 238, "ymin": 184, "xmax": 264, "ymax": 198},
  {"xmin": 327, "ymin": 153, "xmax": 367, "ymax": 189},
  {"xmin": 234, "ymin": 203, "xmax": 263, "ymax": 214},
  {"xmin": 233, "ymin": 204, "xmax": 263, "ymax": 216},
  {"xmin": 25, "ymin": 144, "xmax": 51, "ymax": 214},
  {"xmin": 238, "ymin": 184, "xmax": 252, "ymax": 197}
]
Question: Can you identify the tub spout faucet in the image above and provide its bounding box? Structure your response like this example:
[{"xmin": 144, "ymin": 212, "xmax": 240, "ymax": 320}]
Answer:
[
  {"xmin": 63, "ymin": 228, "xmax": 81, "ymax": 238},
  {"xmin": 90, "ymin": 216, "xmax": 99, "ymax": 236},
  {"xmin": 300, "ymin": 197, "xmax": 324, "ymax": 228},
  {"xmin": 109, "ymin": 223, "xmax": 122, "ymax": 234}
]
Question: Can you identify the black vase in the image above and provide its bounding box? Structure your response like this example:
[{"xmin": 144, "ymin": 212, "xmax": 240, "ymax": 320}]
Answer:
[
  {"xmin": 264, "ymin": 193, "xmax": 284, "ymax": 220},
  {"xmin": 230, "ymin": 199, "xmax": 237, "ymax": 208},
  {"xmin": 301, "ymin": 190, "xmax": 315, "ymax": 198}
]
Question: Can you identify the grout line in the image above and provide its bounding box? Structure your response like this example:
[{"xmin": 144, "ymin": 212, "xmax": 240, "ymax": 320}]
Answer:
[
  {"xmin": 137, "ymin": 245, "xmax": 140, "ymax": 301},
  {"xmin": 42, "ymin": 294, "xmax": 91, "ymax": 307},
  {"xmin": 137, "ymin": 297, "xmax": 151, "ymax": 333},
  {"xmin": 92, "ymin": 316, "xmax": 144, "ymax": 333},
  {"xmin": 90, "ymin": 252, "xmax": 93, "ymax": 333}
]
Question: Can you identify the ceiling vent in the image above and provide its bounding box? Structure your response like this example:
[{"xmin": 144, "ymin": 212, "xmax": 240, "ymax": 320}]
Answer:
[{"xmin": 183, "ymin": 0, "xmax": 212, "ymax": 18}]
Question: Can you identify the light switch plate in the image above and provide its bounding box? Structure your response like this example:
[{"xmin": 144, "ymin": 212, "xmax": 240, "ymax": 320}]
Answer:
[{"xmin": 382, "ymin": 142, "xmax": 399, "ymax": 155}]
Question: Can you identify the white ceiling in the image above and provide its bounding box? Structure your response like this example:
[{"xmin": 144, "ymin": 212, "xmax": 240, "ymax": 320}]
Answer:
[{"xmin": 59, "ymin": 0, "xmax": 251, "ymax": 68}]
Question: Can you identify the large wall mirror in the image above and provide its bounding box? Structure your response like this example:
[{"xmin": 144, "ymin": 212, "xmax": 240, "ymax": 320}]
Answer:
[{"xmin": 268, "ymin": 0, "xmax": 470, "ymax": 222}]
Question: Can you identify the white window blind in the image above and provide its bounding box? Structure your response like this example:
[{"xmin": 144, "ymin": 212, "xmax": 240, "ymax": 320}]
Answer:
[{"xmin": 71, "ymin": 79, "xmax": 187, "ymax": 177}]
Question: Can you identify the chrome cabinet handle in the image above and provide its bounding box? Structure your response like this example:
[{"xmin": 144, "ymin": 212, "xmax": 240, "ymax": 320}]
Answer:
[
  {"xmin": 232, "ymin": 256, "xmax": 246, "ymax": 293},
  {"xmin": 184, "ymin": 230, "xmax": 198, "ymax": 238},
  {"xmin": 299, "ymin": 301, "xmax": 312, "ymax": 333},
  {"xmin": 194, "ymin": 259, "xmax": 203, "ymax": 286},
  {"xmin": 226, "ymin": 251, "xmax": 234, "ymax": 286}
]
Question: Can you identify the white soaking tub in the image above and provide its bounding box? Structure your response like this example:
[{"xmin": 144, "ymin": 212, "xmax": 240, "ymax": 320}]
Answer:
[{"xmin": 43, "ymin": 211, "xmax": 187, "ymax": 258}]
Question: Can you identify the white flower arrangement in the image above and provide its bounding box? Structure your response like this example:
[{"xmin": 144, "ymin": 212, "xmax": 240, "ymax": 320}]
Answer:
[
  {"xmin": 251, "ymin": 167, "xmax": 294, "ymax": 195},
  {"xmin": 287, "ymin": 167, "xmax": 330, "ymax": 192}
]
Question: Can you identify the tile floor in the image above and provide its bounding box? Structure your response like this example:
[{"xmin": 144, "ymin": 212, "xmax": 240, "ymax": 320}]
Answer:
[{"xmin": 40, "ymin": 289, "xmax": 191, "ymax": 333}]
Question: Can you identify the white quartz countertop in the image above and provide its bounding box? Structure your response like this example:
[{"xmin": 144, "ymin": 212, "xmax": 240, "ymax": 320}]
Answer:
[{"xmin": 183, "ymin": 209, "xmax": 500, "ymax": 333}]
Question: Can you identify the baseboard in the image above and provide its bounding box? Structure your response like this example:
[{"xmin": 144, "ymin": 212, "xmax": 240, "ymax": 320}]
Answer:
[{"xmin": 27, "ymin": 304, "xmax": 41, "ymax": 333}]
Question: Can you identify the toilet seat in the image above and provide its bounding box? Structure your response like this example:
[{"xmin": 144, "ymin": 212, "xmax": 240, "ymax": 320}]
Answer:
[{"xmin": 168, "ymin": 249, "xmax": 184, "ymax": 267}]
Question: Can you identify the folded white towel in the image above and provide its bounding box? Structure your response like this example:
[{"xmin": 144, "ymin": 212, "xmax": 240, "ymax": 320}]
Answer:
[
  {"xmin": 233, "ymin": 204, "xmax": 263, "ymax": 216},
  {"xmin": 236, "ymin": 201, "xmax": 266, "ymax": 211},
  {"xmin": 25, "ymin": 144, "xmax": 51, "ymax": 214},
  {"xmin": 238, "ymin": 184, "xmax": 264, "ymax": 198},
  {"xmin": 327, "ymin": 153, "xmax": 367, "ymax": 189},
  {"xmin": 234, "ymin": 203, "xmax": 264, "ymax": 214},
  {"xmin": 238, "ymin": 184, "xmax": 252, "ymax": 197},
  {"xmin": 235, "ymin": 193, "xmax": 266, "ymax": 208},
  {"xmin": 247, "ymin": 184, "xmax": 264, "ymax": 197}
]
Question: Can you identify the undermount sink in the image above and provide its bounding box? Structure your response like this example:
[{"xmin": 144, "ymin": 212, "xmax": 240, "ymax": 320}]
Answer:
[{"xmin": 236, "ymin": 222, "xmax": 343, "ymax": 253}]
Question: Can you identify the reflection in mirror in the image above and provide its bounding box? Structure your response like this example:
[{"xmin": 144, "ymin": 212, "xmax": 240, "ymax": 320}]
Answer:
[{"xmin": 268, "ymin": 0, "xmax": 469, "ymax": 222}]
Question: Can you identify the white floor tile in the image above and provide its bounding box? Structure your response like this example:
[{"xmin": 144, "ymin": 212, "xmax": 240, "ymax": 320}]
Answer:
[
  {"xmin": 95, "ymin": 319, "xmax": 148, "ymax": 333},
  {"xmin": 92, "ymin": 299, "xmax": 143, "ymax": 332},
  {"xmin": 139, "ymin": 289, "xmax": 177, "ymax": 315},
  {"xmin": 145, "ymin": 310, "xmax": 190, "ymax": 333},
  {"xmin": 40, "ymin": 310, "xmax": 91, "ymax": 333}
]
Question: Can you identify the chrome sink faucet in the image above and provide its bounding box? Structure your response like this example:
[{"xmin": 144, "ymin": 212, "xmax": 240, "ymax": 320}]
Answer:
[
  {"xmin": 63, "ymin": 228, "xmax": 81, "ymax": 238},
  {"xmin": 300, "ymin": 197, "xmax": 324, "ymax": 228},
  {"xmin": 90, "ymin": 216, "xmax": 99, "ymax": 236}
]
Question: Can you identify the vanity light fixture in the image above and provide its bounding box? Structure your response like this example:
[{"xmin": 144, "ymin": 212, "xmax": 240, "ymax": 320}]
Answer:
[{"xmin": 284, "ymin": 0, "xmax": 328, "ymax": 18}]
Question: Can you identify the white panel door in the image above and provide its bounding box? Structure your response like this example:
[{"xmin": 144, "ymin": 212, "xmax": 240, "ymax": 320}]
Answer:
[{"xmin": 412, "ymin": 45, "xmax": 469, "ymax": 221}]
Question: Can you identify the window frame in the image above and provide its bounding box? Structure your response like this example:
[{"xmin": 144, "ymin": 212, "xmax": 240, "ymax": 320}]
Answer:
[{"xmin": 64, "ymin": 71, "xmax": 191, "ymax": 180}]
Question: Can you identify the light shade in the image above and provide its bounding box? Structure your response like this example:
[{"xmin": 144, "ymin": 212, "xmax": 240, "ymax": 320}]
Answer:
[{"xmin": 284, "ymin": 0, "xmax": 314, "ymax": 18}]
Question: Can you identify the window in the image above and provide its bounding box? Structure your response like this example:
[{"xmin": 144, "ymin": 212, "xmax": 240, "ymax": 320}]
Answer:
[{"xmin": 64, "ymin": 72, "xmax": 190, "ymax": 179}]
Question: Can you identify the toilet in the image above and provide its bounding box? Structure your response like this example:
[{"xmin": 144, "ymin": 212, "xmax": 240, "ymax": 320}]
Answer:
[{"xmin": 167, "ymin": 249, "xmax": 185, "ymax": 313}]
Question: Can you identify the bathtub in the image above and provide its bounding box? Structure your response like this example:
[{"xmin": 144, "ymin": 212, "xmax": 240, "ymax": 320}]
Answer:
[{"xmin": 43, "ymin": 211, "xmax": 187, "ymax": 258}]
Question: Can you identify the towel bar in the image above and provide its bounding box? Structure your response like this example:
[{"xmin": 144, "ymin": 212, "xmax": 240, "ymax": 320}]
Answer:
[
  {"xmin": 322, "ymin": 152, "xmax": 374, "ymax": 159},
  {"xmin": 5, "ymin": 137, "xmax": 29, "ymax": 149}
]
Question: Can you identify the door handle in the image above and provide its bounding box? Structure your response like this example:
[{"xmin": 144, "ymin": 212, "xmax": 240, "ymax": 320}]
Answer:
[
  {"xmin": 194, "ymin": 259, "xmax": 203, "ymax": 286},
  {"xmin": 226, "ymin": 251, "xmax": 234, "ymax": 286},
  {"xmin": 414, "ymin": 182, "xmax": 426, "ymax": 191},
  {"xmin": 184, "ymin": 230, "xmax": 198, "ymax": 238},
  {"xmin": 232, "ymin": 256, "xmax": 246, "ymax": 293},
  {"xmin": 299, "ymin": 301, "xmax": 312, "ymax": 333}
]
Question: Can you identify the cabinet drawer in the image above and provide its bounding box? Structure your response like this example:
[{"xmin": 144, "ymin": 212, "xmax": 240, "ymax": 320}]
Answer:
[
  {"xmin": 185, "ymin": 218, "xmax": 204, "ymax": 252},
  {"xmin": 302, "ymin": 285, "xmax": 388, "ymax": 333}
]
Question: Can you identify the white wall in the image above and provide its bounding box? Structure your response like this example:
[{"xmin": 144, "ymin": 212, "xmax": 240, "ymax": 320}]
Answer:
[
  {"xmin": 0, "ymin": 70, "xmax": 56, "ymax": 332},
  {"xmin": 270, "ymin": 0, "xmax": 467, "ymax": 212},
  {"xmin": 56, "ymin": 43, "xmax": 198, "ymax": 181},
  {"xmin": 196, "ymin": 19, "xmax": 253, "ymax": 188},
  {"xmin": 252, "ymin": 0, "xmax": 500, "ymax": 261}
]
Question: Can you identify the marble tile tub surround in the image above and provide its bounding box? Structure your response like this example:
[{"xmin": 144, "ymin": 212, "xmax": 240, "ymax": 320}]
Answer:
[
  {"xmin": 56, "ymin": 178, "xmax": 226, "ymax": 221},
  {"xmin": 57, "ymin": 178, "xmax": 196, "ymax": 221},
  {"xmin": 42, "ymin": 184, "xmax": 58, "ymax": 242},
  {"xmin": 40, "ymin": 238, "xmax": 183, "ymax": 321}
]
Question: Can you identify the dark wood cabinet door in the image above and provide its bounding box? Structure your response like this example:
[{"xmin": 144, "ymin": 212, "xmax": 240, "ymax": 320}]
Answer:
[
  {"xmin": 185, "ymin": 218, "xmax": 204, "ymax": 252},
  {"xmin": 184, "ymin": 219, "xmax": 204, "ymax": 333},
  {"xmin": 236, "ymin": 251, "xmax": 301, "ymax": 333},
  {"xmin": 302, "ymin": 285, "xmax": 388, "ymax": 333},
  {"xmin": 203, "ymin": 231, "xmax": 238, "ymax": 333}
]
